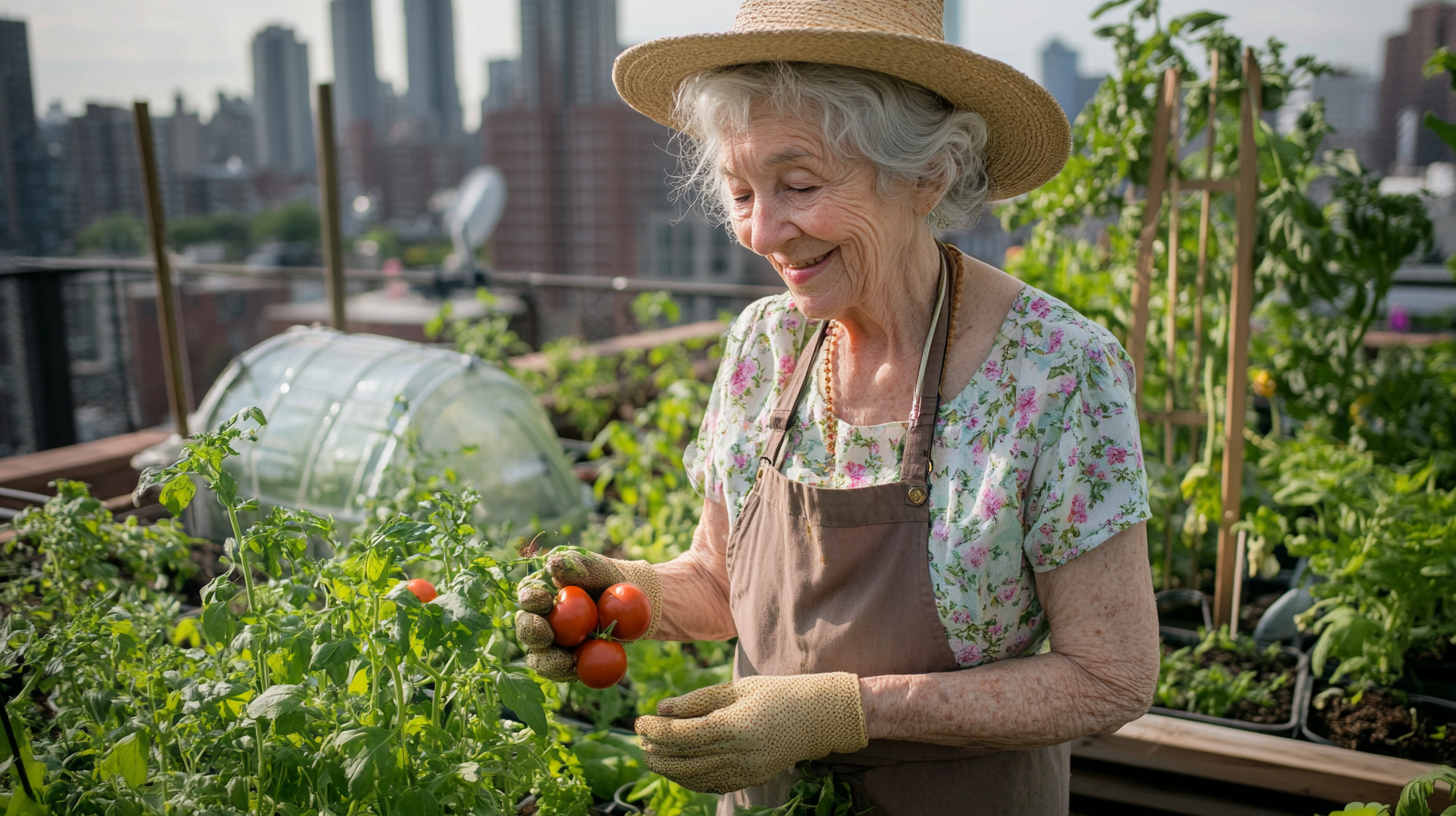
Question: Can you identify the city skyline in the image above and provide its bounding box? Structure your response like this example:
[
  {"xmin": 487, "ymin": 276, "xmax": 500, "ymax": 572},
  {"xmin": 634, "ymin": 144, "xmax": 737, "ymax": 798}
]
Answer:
[{"xmin": 0, "ymin": 0, "xmax": 1417, "ymax": 129}]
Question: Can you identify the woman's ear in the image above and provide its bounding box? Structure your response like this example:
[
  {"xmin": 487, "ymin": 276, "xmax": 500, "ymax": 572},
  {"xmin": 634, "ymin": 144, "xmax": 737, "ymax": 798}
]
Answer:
[{"xmin": 911, "ymin": 167, "xmax": 953, "ymax": 219}]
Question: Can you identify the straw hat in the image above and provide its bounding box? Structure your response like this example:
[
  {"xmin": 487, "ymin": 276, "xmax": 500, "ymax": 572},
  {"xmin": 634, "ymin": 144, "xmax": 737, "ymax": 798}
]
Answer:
[{"xmin": 612, "ymin": 0, "xmax": 1071, "ymax": 201}]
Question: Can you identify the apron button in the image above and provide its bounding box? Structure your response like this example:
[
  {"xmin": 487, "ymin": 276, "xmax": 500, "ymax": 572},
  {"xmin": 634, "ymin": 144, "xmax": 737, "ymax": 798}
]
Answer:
[
  {"xmin": 907, "ymin": 486, "xmax": 928, "ymax": 505},
  {"xmin": 757, "ymin": 466, "xmax": 766, "ymax": 480}
]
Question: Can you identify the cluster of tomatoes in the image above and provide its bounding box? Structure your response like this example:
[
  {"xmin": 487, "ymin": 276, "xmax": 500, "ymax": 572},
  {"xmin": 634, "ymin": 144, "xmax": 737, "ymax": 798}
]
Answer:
[{"xmin": 546, "ymin": 583, "xmax": 651, "ymax": 689}]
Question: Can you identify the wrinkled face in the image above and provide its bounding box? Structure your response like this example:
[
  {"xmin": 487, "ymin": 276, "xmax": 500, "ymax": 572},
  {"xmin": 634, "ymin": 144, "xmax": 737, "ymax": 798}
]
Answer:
[{"xmin": 718, "ymin": 111, "xmax": 931, "ymax": 320}]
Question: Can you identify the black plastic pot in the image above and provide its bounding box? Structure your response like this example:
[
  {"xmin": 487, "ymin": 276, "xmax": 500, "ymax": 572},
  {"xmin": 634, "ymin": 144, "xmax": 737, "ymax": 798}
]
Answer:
[
  {"xmin": 1151, "ymin": 628, "xmax": 1309, "ymax": 737},
  {"xmin": 1156, "ymin": 589, "xmax": 1212, "ymax": 636},
  {"xmin": 1299, "ymin": 674, "xmax": 1456, "ymax": 754},
  {"xmin": 1396, "ymin": 659, "xmax": 1456, "ymax": 705}
]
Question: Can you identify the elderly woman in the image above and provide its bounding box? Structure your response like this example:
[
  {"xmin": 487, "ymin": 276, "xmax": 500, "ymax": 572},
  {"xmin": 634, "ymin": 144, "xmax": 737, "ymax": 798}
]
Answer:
[{"xmin": 517, "ymin": 1, "xmax": 1158, "ymax": 813}]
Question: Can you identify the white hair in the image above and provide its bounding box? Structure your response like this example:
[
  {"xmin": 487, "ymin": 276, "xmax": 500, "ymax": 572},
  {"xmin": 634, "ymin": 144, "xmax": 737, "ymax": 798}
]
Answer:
[{"xmin": 670, "ymin": 62, "xmax": 991, "ymax": 231}]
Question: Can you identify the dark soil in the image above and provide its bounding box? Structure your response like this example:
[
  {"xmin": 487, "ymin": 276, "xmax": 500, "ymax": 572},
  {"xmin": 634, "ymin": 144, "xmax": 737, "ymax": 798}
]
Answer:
[
  {"xmin": 1160, "ymin": 640, "xmax": 1298, "ymax": 725},
  {"xmin": 1308, "ymin": 685, "xmax": 1456, "ymax": 765},
  {"xmin": 1237, "ymin": 591, "xmax": 1284, "ymax": 634}
]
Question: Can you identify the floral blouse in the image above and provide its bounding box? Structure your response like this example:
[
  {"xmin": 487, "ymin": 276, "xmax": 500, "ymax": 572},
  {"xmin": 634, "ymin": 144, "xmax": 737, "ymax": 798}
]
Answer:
[{"xmin": 685, "ymin": 286, "xmax": 1151, "ymax": 668}]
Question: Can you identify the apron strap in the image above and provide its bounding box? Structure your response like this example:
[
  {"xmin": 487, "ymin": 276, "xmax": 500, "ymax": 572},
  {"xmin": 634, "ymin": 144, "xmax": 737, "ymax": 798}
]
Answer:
[
  {"xmin": 764, "ymin": 319, "xmax": 830, "ymax": 469},
  {"xmin": 897, "ymin": 244, "xmax": 956, "ymax": 500}
]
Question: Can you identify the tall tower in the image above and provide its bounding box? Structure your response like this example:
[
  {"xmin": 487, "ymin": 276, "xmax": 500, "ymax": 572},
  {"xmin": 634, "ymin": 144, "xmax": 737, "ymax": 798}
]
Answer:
[
  {"xmin": 1040, "ymin": 39, "xmax": 1081, "ymax": 120},
  {"xmin": 403, "ymin": 0, "xmax": 463, "ymax": 139},
  {"xmin": 331, "ymin": 0, "xmax": 381, "ymax": 132},
  {"xmin": 251, "ymin": 25, "xmax": 315, "ymax": 173},
  {"xmin": 1377, "ymin": 1, "xmax": 1456, "ymax": 173},
  {"xmin": 519, "ymin": 0, "xmax": 619, "ymax": 109},
  {"xmin": 0, "ymin": 17, "xmax": 64, "ymax": 255}
]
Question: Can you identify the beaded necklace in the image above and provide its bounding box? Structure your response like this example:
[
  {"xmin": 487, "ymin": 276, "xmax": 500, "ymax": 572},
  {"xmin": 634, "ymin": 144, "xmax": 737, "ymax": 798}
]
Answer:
[{"xmin": 822, "ymin": 244, "xmax": 965, "ymax": 460}]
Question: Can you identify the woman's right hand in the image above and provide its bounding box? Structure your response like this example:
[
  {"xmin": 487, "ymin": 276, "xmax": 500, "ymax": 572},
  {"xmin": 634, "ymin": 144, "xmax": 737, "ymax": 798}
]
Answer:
[{"xmin": 515, "ymin": 546, "xmax": 662, "ymax": 682}]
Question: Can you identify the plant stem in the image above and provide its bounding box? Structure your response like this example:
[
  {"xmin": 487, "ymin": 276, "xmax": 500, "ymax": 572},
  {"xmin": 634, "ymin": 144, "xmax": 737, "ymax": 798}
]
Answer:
[{"xmin": 220, "ymin": 493, "xmax": 267, "ymax": 816}]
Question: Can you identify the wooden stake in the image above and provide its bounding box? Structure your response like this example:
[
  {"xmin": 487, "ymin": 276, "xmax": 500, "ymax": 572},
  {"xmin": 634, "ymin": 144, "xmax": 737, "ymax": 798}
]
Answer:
[
  {"xmin": 1214, "ymin": 50, "xmax": 1262, "ymax": 629},
  {"xmin": 133, "ymin": 101, "xmax": 191, "ymax": 438},
  {"xmin": 316, "ymin": 83, "xmax": 347, "ymax": 331},
  {"xmin": 1164, "ymin": 77, "xmax": 1182, "ymax": 468},
  {"xmin": 1191, "ymin": 50, "xmax": 1219, "ymax": 461},
  {"xmin": 1129, "ymin": 69, "xmax": 1180, "ymax": 408}
]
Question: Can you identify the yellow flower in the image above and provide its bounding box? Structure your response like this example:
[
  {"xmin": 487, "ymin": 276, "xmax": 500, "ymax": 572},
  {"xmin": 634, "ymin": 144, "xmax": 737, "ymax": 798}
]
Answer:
[
  {"xmin": 1350, "ymin": 393, "xmax": 1374, "ymax": 426},
  {"xmin": 1251, "ymin": 369, "xmax": 1277, "ymax": 399}
]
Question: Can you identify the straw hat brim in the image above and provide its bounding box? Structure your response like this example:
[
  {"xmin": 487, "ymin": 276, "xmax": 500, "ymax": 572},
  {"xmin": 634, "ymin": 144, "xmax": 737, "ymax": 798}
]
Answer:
[{"xmin": 613, "ymin": 29, "xmax": 1071, "ymax": 201}]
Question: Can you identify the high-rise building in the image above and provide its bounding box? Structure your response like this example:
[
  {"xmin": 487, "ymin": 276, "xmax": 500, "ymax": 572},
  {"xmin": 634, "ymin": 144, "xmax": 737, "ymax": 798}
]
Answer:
[
  {"xmin": 1282, "ymin": 72, "xmax": 1379, "ymax": 171},
  {"xmin": 203, "ymin": 92, "xmax": 257, "ymax": 169},
  {"xmin": 1040, "ymin": 38, "xmax": 1103, "ymax": 123},
  {"xmin": 251, "ymin": 25, "xmax": 316, "ymax": 173},
  {"xmin": 404, "ymin": 0, "xmax": 464, "ymax": 140},
  {"xmin": 332, "ymin": 0, "xmax": 383, "ymax": 191},
  {"xmin": 483, "ymin": 0, "xmax": 773, "ymax": 336},
  {"xmin": 332, "ymin": 0, "xmax": 381, "ymax": 131},
  {"xmin": 0, "ymin": 17, "xmax": 65, "ymax": 256},
  {"xmin": 62, "ymin": 104, "xmax": 145, "ymax": 240},
  {"xmin": 1378, "ymin": 1, "xmax": 1456, "ymax": 173},
  {"xmin": 943, "ymin": 0, "xmax": 961, "ymax": 47}
]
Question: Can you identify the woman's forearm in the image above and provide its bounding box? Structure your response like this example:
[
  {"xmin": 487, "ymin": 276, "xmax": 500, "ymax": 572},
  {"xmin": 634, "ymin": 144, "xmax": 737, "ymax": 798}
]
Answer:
[
  {"xmin": 858, "ymin": 648, "xmax": 1153, "ymax": 751},
  {"xmin": 860, "ymin": 525, "xmax": 1159, "ymax": 751},
  {"xmin": 651, "ymin": 498, "xmax": 737, "ymax": 642}
]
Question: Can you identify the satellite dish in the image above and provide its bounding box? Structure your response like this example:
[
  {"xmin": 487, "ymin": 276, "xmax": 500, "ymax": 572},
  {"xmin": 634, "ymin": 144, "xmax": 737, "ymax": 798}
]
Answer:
[{"xmin": 446, "ymin": 165, "xmax": 507, "ymax": 278}]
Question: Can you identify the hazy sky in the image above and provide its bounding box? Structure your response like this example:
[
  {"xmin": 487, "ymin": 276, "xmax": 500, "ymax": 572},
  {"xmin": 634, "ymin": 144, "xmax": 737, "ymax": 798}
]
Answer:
[{"xmin": 0, "ymin": 0, "xmax": 1416, "ymax": 128}]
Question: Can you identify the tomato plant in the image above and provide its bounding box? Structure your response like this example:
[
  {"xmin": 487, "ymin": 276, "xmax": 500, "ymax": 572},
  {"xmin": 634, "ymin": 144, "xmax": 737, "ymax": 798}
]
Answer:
[
  {"xmin": 548, "ymin": 585, "xmax": 599, "ymax": 647},
  {"xmin": 576, "ymin": 639, "xmax": 628, "ymax": 690},
  {"xmin": 598, "ymin": 582, "xmax": 652, "ymax": 641}
]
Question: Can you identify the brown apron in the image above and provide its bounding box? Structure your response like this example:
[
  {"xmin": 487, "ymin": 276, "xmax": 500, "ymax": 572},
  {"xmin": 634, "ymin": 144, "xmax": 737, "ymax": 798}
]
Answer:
[{"xmin": 721, "ymin": 247, "xmax": 1070, "ymax": 815}]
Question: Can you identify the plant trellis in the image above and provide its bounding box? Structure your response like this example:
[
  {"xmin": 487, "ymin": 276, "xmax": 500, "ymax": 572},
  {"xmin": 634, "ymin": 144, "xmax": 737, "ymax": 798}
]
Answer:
[{"xmin": 1127, "ymin": 48, "xmax": 1262, "ymax": 630}]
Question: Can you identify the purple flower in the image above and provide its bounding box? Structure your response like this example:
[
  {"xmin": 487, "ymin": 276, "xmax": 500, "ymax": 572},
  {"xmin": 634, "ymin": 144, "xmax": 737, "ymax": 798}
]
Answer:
[
  {"xmin": 1030, "ymin": 298, "xmax": 1051, "ymax": 318},
  {"xmin": 1106, "ymin": 446, "xmax": 1127, "ymax": 465},
  {"xmin": 845, "ymin": 461, "xmax": 869, "ymax": 487},
  {"xmin": 1048, "ymin": 328, "xmax": 1064, "ymax": 353},
  {"xmin": 729, "ymin": 358, "xmax": 758, "ymax": 396},
  {"xmin": 1013, "ymin": 633, "xmax": 1031, "ymax": 650},
  {"xmin": 1390, "ymin": 305, "xmax": 1411, "ymax": 332},
  {"xmin": 963, "ymin": 544, "xmax": 990, "ymax": 569},
  {"xmin": 999, "ymin": 586, "xmax": 1017, "ymax": 603},
  {"xmin": 933, "ymin": 516, "xmax": 953, "ymax": 541},
  {"xmin": 951, "ymin": 610, "xmax": 971, "ymax": 625},
  {"xmin": 955, "ymin": 643, "xmax": 983, "ymax": 664},
  {"xmin": 984, "ymin": 359, "xmax": 1003, "ymax": 379},
  {"xmin": 734, "ymin": 453, "xmax": 749, "ymax": 469},
  {"xmin": 1066, "ymin": 446, "xmax": 1079, "ymax": 468},
  {"xmin": 1016, "ymin": 388, "xmax": 1038, "ymax": 430},
  {"xmin": 978, "ymin": 488, "xmax": 1004, "ymax": 520},
  {"xmin": 1038, "ymin": 523, "xmax": 1054, "ymax": 540},
  {"xmin": 1069, "ymin": 494, "xmax": 1088, "ymax": 525},
  {"xmin": 989, "ymin": 622, "xmax": 1004, "ymax": 636},
  {"xmin": 776, "ymin": 354, "xmax": 796, "ymax": 387},
  {"xmin": 1060, "ymin": 375, "xmax": 1077, "ymax": 395}
]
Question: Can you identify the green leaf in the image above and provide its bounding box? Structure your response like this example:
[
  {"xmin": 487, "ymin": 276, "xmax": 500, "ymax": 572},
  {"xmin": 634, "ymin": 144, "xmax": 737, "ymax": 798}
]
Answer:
[
  {"xmin": 1424, "ymin": 111, "xmax": 1456, "ymax": 153},
  {"xmin": 159, "ymin": 475, "xmax": 196, "ymax": 516},
  {"xmin": 495, "ymin": 672, "xmax": 548, "ymax": 736},
  {"xmin": 201, "ymin": 602, "xmax": 234, "ymax": 645},
  {"xmin": 431, "ymin": 592, "xmax": 489, "ymax": 633},
  {"xmin": 337, "ymin": 727, "xmax": 395, "ymax": 799},
  {"xmin": 99, "ymin": 731, "xmax": 148, "ymax": 790},
  {"xmin": 396, "ymin": 788, "xmax": 440, "ymax": 816},
  {"xmin": 247, "ymin": 684, "xmax": 306, "ymax": 720},
  {"xmin": 310, "ymin": 639, "xmax": 360, "ymax": 672}
]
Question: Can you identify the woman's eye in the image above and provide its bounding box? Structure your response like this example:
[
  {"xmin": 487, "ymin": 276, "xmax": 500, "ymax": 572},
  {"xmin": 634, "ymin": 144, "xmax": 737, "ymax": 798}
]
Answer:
[{"xmin": 787, "ymin": 186, "xmax": 817, "ymax": 194}]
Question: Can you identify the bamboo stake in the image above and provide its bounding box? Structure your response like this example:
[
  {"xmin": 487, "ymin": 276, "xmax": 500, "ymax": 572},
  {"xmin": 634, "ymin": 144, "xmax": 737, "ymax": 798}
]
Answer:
[
  {"xmin": 1191, "ymin": 50, "xmax": 1219, "ymax": 461},
  {"xmin": 1214, "ymin": 50, "xmax": 1262, "ymax": 630},
  {"xmin": 1164, "ymin": 75, "xmax": 1182, "ymax": 468},
  {"xmin": 1128, "ymin": 68, "xmax": 1180, "ymax": 407},
  {"xmin": 133, "ymin": 101, "xmax": 191, "ymax": 437},
  {"xmin": 316, "ymin": 83, "xmax": 347, "ymax": 331}
]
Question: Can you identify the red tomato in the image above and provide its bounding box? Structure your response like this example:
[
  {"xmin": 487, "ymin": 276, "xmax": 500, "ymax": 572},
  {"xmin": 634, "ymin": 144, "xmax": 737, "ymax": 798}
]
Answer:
[
  {"xmin": 597, "ymin": 583, "xmax": 652, "ymax": 641},
  {"xmin": 405, "ymin": 578, "xmax": 437, "ymax": 603},
  {"xmin": 575, "ymin": 639, "xmax": 627, "ymax": 689},
  {"xmin": 546, "ymin": 586, "xmax": 597, "ymax": 648}
]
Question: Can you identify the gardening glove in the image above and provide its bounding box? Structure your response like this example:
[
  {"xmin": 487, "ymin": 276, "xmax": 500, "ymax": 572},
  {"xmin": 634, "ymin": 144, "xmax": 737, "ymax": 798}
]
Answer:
[
  {"xmin": 634, "ymin": 672, "xmax": 868, "ymax": 794},
  {"xmin": 515, "ymin": 546, "xmax": 663, "ymax": 682}
]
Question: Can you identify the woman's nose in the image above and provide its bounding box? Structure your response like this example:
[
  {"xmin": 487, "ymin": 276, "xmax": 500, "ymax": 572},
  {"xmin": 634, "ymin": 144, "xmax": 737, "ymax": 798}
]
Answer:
[{"xmin": 745, "ymin": 196, "xmax": 798, "ymax": 258}]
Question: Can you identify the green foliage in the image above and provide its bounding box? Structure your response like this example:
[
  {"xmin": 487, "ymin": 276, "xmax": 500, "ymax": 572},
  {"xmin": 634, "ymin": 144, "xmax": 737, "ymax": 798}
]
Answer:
[
  {"xmin": 1261, "ymin": 432, "xmax": 1456, "ymax": 687},
  {"xmin": 3, "ymin": 408, "xmax": 598, "ymax": 815},
  {"xmin": 1319, "ymin": 765, "xmax": 1456, "ymax": 816},
  {"xmin": 403, "ymin": 241, "xmax": 453, "ymax": 268},
  {"xmin": 249, "ymin": 201, "xmax": 321, "ymax": 247},
  {"xmin": 1155, "ymin": 626, "xmax": 1293, "ymax": 719},
  {"xmin": 425, "ymin": 288, "xmax": 529, "ymax": 368},
  {"xmin": 354, "ymin": 227, "xmax": 403, "ymax": 261},
  {"xmin": 77, "ymin": 213, "xmax": 146, "ymax": 256},
  {"xmin": 168, "ymin": 213, "xmax": 251, "ymax": 259}
]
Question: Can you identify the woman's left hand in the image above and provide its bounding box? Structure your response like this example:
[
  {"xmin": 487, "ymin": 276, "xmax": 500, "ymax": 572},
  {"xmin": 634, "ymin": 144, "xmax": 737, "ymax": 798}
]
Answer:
[{"xmin": 635, "ymin": 672, "xmax": 869, "ymax": 793}]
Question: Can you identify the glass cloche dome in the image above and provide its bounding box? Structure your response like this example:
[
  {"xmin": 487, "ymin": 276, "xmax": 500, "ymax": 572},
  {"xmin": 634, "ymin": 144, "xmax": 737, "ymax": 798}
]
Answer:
[{"xmin": 191, "ymin": 326, "xmax": 588, "ymax": 540}]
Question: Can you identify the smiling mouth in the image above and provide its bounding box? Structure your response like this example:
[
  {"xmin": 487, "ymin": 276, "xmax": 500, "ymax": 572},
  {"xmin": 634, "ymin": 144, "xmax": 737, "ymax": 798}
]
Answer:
[{"xmin": 784, "ymin": 249, "xmax": 833, "ymax": 270}]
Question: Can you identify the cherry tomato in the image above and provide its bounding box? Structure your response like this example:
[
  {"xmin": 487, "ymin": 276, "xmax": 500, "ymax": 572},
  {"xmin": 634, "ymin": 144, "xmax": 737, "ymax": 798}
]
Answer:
[
  {"xmin": 597, "ymin": 582, "xmax": 651, "ymax": 641},
  {"xmin": 405, "ymin": 578, "xmax": 437, "ymax": 603},
  {"xmin": 575, "ymin": 639, "xmax": 628, "ymax": 689},
  {"xmin": 546, "ymin": 586, "xmax": 597, "ymax": 648}
]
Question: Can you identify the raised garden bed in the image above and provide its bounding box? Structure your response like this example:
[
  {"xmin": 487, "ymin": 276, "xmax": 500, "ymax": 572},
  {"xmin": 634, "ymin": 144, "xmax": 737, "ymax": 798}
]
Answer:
[
  {"xmin": 1301, "ymin": 676, "xmax": 1456, "ymax": 766},
  {"xmin": 1153, "ymin": 627, "xmax": 1308, "ymax": 736}
]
